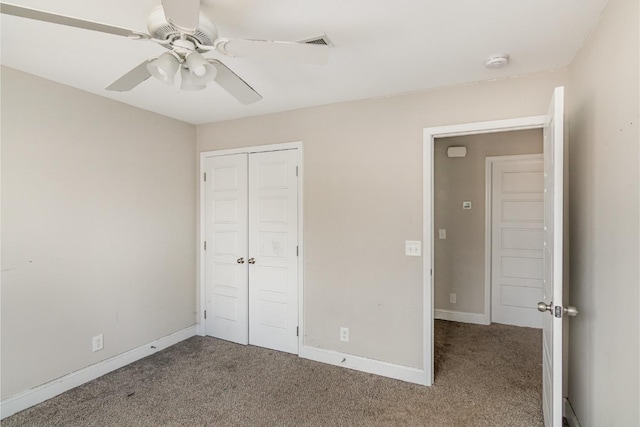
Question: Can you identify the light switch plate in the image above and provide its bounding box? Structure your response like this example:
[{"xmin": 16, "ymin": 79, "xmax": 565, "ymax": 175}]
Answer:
[
  {"xmin": 405, "ymin": 241, "xmax": 421, "ymax": 256},
  {"xmin": 439, "ymin": 229, "xmax": 447, "ymax": 239}
]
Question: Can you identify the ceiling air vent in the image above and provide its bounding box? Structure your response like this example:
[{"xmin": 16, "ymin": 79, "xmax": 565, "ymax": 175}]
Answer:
[{"xmin": 299, "ymin": 34, "xmax": 334, "ymax": 47}]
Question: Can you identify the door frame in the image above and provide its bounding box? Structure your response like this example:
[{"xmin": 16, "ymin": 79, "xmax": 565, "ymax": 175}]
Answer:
[
  {"xmin": 423, "ymin": 115, "xmax": 547, "ymax": 386},
  {"xmin": 485, "ymin": 154, "xmax": 544, "ymax": 326},
  {"xmin": 197, "ymin": 141, "xmax": 304, "ymax": 354}
]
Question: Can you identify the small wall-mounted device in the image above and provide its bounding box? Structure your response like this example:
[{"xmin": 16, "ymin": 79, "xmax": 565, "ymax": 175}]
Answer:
[{"xmin": 447, "ymin": 146, "xmax": 467, "ymax": 158}]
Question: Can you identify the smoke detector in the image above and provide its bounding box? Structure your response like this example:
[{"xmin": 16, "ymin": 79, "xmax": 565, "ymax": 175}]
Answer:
[{"xmin": 485, "ymin": 54, "xmax": 509, "ymax": 69}]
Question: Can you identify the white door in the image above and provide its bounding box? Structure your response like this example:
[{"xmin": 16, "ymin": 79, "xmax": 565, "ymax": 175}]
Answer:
[
  {"xmin": 491, "ymin": 157, "xmax": 544, "ymax": 328},
  {"xmin": 248, "ymin": 150, "xmax": 299, "ymax": 354},
  {"xmin": 204, "ymin": 148, "xmax": 300, "ymax": 354},
  {"xmin": 540, "ymin": 86, "xmax": 565, "ymax": 427},
  {"xmin": 204, "ymin": 154, "xmax": 249, "ymax": 345}
]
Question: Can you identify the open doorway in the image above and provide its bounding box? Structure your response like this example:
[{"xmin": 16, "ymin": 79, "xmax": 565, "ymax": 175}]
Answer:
[
  {"xmin": 433, "ymin": 130, "xmax": 543, "ymax": 326},
  {"xmin": 430, "ymin": 129, "xmax": 545, "ymax": 421},
  {"xmin": 423, "ymin": 88, "xmax": 567, "ymax": 426}
]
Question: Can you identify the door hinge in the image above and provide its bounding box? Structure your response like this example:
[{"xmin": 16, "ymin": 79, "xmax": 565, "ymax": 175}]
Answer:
[
  {"xmin": 296, "ymin": 246, "xmax": 299, "ymax": 256},
  {"xmin": 296, "ymin": 166, "xmax": 298, "ymax": 177},
  {"xmin": 204, "ymin": 310, "xmax": 207, "ymax": 320},
  {"xmin": 204, "ymin": 241, "xmax": 207, "ymax": 251},
  {"xmin": 204, "ymin": 172, "xmax": 207, "ymax": 182},
  {"xmin": 430, "ymin": 269, "xmax": 433, "ymax": 276},
  {"xmin": 296, "ymin": 326, "xmax": 299, "ymax": 337}
]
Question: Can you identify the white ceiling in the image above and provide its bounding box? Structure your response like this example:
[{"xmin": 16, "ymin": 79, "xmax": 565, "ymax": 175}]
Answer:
[{"xmin": 1, "ymin": 0, "xmax": 608, "ymax": 125}]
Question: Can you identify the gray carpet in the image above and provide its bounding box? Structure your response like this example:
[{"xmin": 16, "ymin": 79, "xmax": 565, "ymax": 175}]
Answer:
[{"xmin": 3, "ymin": 321, "xmax": 542, "ymax": 426}]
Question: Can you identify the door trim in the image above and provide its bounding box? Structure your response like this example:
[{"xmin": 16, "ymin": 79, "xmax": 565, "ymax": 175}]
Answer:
[
  {"xmin": 198, "ymin": 141, "xmax": 304, "ymax": 355},
  {"xmin": 485, "ymin": 154, "xmax": 544, "ymax": 326},
  {"xmin": 423, "ymin": 115, "xmax": 547, "ymax": 386}
]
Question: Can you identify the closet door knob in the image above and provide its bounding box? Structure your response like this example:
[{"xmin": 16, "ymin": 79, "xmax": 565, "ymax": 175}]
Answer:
[
  {"xmin": 248, "ymin": 258, "xmax": 256, "ymax": 264},
  {"xmin": 237, "ymin": 257, "xmax": 245, "ymax": 264},
  {"xmin": 537, "ymin": 302, "xmax": 552, "ymax": 313}
]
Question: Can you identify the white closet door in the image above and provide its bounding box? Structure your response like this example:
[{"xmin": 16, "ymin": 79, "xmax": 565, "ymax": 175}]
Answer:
[
  {"xmin": 248, "ymin": 150, "xmax": 299, "ymax": 354},
  {"xmin": 204, "ymin": 154, "xmax": 249, "ymax": 345},
  {"xmin": 491, "ymin": 158, "xmax": 544, "ymax": 328}
]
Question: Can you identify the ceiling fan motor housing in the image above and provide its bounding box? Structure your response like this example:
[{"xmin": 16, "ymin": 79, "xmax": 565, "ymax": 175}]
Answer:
[{"xmin": 147, "ymin": 6, "xmax": 218, "ymax": 52}]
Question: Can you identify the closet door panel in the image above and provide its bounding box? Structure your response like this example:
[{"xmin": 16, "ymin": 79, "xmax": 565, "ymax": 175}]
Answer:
[
  {"xmin": 204, "ymin": 154, "xmax": 249, "ymax": 344},
  {"xmin": 248, "ymin": 150, "xmax": 299, "ymax": 354}
]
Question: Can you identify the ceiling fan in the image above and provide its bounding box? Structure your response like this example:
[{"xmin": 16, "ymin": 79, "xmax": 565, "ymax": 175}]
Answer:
[{"xmin": 0, "ymin": 0, "xmax": 330, "ymax": 104}]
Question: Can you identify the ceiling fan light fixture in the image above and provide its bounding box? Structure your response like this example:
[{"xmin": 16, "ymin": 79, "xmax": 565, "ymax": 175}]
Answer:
[
  {"xmin": 147, "ymin": 52, "xmax": 180, "ymax": 85},
  {"xmin": 185, "ymin": 52, "xmax": 208, "ymax": 77},
  {"xmin": 180, "ymin": 67, "xmax": 206, "ymax": 91},
  {"xmin": 185, "ymin": 53, "xmax": 217, "ymax": 84}
]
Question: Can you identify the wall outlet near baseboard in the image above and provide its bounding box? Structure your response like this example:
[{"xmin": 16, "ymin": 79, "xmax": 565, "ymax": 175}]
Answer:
[
  {"xmin": 92, "ymin": 334, "xmax": 104, "ymax": 352},
  {"xmin": 449, "ymin": 293, "xmax": 457, "ymax": 304},
  {"xmin": 339, "ymin": 327, "xmax": 349, "ymax": 342}
]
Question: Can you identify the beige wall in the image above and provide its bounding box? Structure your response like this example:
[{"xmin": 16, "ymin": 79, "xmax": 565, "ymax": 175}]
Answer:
[
  {"xmin": 567, "ymin": 0, "xmax": 639, "ymax": 424},
  {"xmin": 197, "ymin": 70, "xmax": 567, "ymax": 368},
  {"xmin": 0, "ymin": 0, "xmax": 635, "ymax": 418},
  {"xmin": 0, "ymin": 0, "xmax": 635, "ymax": 420},
  {"xmin": 434, "ymin": 130, "xmax": 542, "ymax": 315},
  {"xmin": 1, "ymin": 67, "xmax": 197, "ymax": 399}
]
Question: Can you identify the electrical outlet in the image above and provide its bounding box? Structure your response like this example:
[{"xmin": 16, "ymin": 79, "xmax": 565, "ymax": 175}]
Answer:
[
  {"xmin": 340, "ymin": 327, "xmax": 349, "ymax": 342},
  {"xmin": 450, "ymin": 293, "xmax": 457, "ymax": 304},
  {"xmin": 92, "ymin": 334, "xmax": 104, "ymax": 352}
]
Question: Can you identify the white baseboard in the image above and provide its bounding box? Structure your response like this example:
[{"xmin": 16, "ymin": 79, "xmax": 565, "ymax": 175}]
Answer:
[
  {"xmin": 299, "ymin": 345, "xmax": 428, "ymax": 386},
  {"xmin": 0, "ymin": 325, "xmax": 197, "ymax": 420},
  {"xmin": 563, "ymin": 397, "xmax": 581, "ymax": 427},
  {"xmin": 196, "ymin": 323, "xmax": 205, "ymax": 336},
  {"xmin": 434, "ymin": 309, "xmax": 490, "ymax": 325}
]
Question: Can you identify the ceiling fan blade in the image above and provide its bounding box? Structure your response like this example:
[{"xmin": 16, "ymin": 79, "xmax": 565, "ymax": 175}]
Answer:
[
  {"xmin": 208, "ymin": 60, "xmax": 262, "ymax": 105},
  {"xmin": 216, "ymin": 38, "xmax": 329, "ymax": 65},
  {"xmin": 0, "ymin": 3, "xmax": 149, "ymax": 39},
  {"xmin": 106, "ymin": 59, "xmax": 154, "ymax": 92},
  {"xmin": 161, "ymin": 0, "xmax": 200, "ymax": 33}
]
